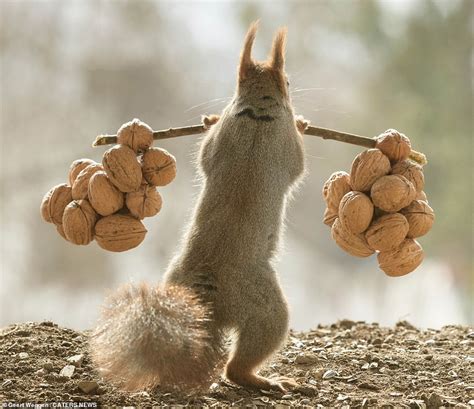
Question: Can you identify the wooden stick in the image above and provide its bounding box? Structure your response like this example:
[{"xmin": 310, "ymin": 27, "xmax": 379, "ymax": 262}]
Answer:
[{"xmin": 93, "ymin": 122, "xmax": 427, "ymax": 165}]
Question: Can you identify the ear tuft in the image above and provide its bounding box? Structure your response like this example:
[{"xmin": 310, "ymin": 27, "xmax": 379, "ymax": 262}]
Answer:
[
  {"xmin": 270, "ymin": 27, "xmax": 287, "ymax": 71},
  {"xmin": 239, "ymin": 21, "xmax": 259, "ymax": 81}
]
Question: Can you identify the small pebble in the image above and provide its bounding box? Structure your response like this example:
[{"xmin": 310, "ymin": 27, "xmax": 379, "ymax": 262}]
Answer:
[
  {"xmin": 18, "ymin": 352, "xmax": 29, "ymax": 359},
  {"xmin": 77, "ymin": 380, "xmax": 99, "ymax": 394},
  {"xmin": 43, "ymin": 362, "xmax": 54, "ymax": 371},
  {"xmin": 322, "ymin": 369, "xmax": 338, "ymax": 379},
  {"xmin": 295, "ymin": 353, "xmax": 319, "ymax": 365},
  {"xmin": 67, "ymin": 354, "xmax": 84, "ymax": 367},
  {"xmin": 1, "ymin": 379, "xmax": 13, "ymax": 388},
  {"xmin": 59, "ymin": 364, "xmax": 75, "ymax": 378}
]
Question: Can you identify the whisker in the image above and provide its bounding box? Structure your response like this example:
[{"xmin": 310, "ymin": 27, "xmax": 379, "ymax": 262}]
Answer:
[
  {"xmin": 183, "ymin": 100, "xmax": 231, "ymax": 123},
  {"xmin": 291, "ymin": 87, "xmax": 331, "ymax": 93},
  {"xmin": 183, "ymin": 96, "xmax": 232, "ymax": 113}
]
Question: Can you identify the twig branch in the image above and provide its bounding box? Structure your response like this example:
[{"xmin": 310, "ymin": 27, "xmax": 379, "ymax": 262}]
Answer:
[{"xmin": 93, "ymin": 122, "xmax": 427, "ymax": 165}]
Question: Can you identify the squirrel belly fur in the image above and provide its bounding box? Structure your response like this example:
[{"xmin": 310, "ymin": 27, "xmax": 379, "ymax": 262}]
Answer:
[{"xmin": 90, "ymin": 22, "xmax": 306, "ymax": 392}]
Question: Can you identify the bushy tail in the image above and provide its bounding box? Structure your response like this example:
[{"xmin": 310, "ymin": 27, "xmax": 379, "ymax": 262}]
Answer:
[{"xmin": 90, "ymin": 283, "xmax": 221, "ymax": 391}]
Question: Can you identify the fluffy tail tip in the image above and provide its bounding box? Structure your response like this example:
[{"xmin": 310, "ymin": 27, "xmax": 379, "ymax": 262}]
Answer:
[{"xmin": 89, "ymin": 283, "xmax": 220, "ymax": 391}]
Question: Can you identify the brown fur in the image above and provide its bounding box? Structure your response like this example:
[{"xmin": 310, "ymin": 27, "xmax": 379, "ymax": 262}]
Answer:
[{"xmin": 90, "ymin": 22, "xmax": 305, "ymax": 393}]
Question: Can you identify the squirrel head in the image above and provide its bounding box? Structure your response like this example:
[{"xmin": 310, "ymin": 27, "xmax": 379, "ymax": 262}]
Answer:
[{"xmin": 236, "ymin": 22, "xmax": 291, "ymax": 112}]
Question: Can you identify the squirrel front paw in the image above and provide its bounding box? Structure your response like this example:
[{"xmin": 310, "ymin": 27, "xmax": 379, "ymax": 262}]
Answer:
[
  {"xmin": 295, "ymin": 115, "xmax": 309, "ymax": 133},
  {"xmin": 202, "ymin": 115, "xmax": 221, "ymax": 130}
]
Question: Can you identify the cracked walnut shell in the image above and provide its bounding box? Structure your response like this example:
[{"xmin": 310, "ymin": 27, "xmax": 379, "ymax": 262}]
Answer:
[
  {"xmin": 350, "ymin": 149, "xmax": 391, "ymax": 192},
  {"xmin": 338, "ymin": 191, "xmax": 374, "ymax": 234},
  {"xmin": 141, "ymin": 148, "xmax": 177, "ymax": 187},
  {"xmin": 331, "ymin": 218, "xmax": 374, "ymax": 258},
  {"xmin": 102, "ymin": 145, "xmax": 142, "ymax": 193},
  {"xmin": 117, "ymin": 118, "xmax": 154, "ymax": 153},
  {"xmin": 72, "ymin": 163, "xmax": 103, "ymax": 200},
  {"xmin": 400, "ymin": 200, "xmax": 435, "ymax": 238},
  {"xmin": 365, "ymin": 213, "xmax": 409, "ymax": 252},
  {"xmin": 375, "ymin": 129, "xmax": 411, "ymax": 162},
  {"xmin": 370, "ymin": 175, "xmax": 416, "ymax": 213},
  {"xmin": 125, "ymin": 185, "xmax": 162, "ymax": 219},
  {"xmin": 88, "ymin": 171, "xmax": 124, "ymax": 216},
  {"xmin": 41, "ymin": 183, "xmax": 73, "ymax": 225},
  {"xmin": 62, "ymin": 199, "xmax": 98, "ymax": 245},
  {"xmin": 95, "ymin": 214, "xmax": 147, "ymax": 252},
  {"xmin": 378, "ymin": 238, "xmax": 424, "ymax": 277}
]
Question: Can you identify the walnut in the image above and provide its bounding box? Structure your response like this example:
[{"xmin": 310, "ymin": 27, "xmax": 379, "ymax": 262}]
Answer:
[
  {"xmin": 88, "ymin": 171, "xmax": 124, "ymax": 216},
  {"xmin": 102, "ymin": 145, "xmax": 142, "ymax": 193},
  {"xmin": 68, "ymin": 158, "xmax": 96, "ymax": 186},
  {"xmin": 375, "ymin": 129, "xmax": 411, "ymax": 162},
  {"xmin": 331, "ymin": 218, "xmax": 374, "ymax": 258},
  {"xmin": 95, "ymin": 214, "xmax": 147, "ymax": 252},
  {"xmin": 41, "ymin": 183, "xmax": 73, "ymax": 225},
  {"xmin": 350, "ymin": 149, "xmax": 391, "ymax": 192},
  {"xmin": 141, "ymin": 148, "xmax": 177, "ymax": 186},
  {"xmin": 322, "ymin": 171, "xmax": 351, "ymax": 211},
  {"xmin": 377, "ymin": 238, "xmax": 424, "ymax": 277},
  {"xmin": 400, "ymin": 200, "xmax": 435, "ymax": 238},
  {"xmin": 323, "ymin": 207, "xmax": 338, "ymax": 227},
  {"xmin": 391, "ymin": 160, "xmax": 424, "ymax": 193},
  {"xmin": 338, "ymin": 191, "xmax": 374, "ymax": 234},
  {"xmin": 62, "ymin": 200, "xmax": 98, "ymax": 245},
  {"xmin": 125, "ymin": 185, "xmax": 162, "ymax": 219},
  {"xmin": 365, "ymin": 213, "xmax": 409, "ymax": 251},
  {"xmin": 416, "ymin": 190, "xmax": 428, "ymax": 202},
  {"xmin": 56, "ymin": 224, "xmax": 68, "ymax": 241},
  {"xmin": 72, "ymin": 163, "xmax": 103, "ymax": 200},
  {"xmin": 371, "ymin": 175, "xmax": 416, "ymax": 213},
  {"xmin": 117, "ymin": 118, "xmax": 154, "ymax": 153}
]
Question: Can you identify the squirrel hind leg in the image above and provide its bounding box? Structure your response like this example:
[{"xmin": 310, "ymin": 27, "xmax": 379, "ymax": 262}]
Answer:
[{"xmin": 225, "ymin": 307, "xmax": 294, "ymax": 392}]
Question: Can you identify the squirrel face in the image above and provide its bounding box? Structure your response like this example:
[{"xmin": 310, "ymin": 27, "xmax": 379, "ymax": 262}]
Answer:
[{"xmin": 234, "ymin": 22, "xmax": 292, "ymax": 121}]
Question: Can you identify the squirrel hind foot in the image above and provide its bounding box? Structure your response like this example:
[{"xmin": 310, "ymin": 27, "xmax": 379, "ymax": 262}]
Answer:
[{"xmin": 225, "ymin": 369, "xmax": 298, "ymax": 393}]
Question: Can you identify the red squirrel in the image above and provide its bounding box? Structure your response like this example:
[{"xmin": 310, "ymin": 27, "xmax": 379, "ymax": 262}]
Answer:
[{"xmin": 90, "ymin": 21, "xmax": 307, "ymax": 393}]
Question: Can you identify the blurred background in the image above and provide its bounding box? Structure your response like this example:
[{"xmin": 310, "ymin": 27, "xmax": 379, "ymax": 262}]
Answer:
[{"xmin": 0, "ymin": 0, "xmax": 472, "ymax": 331}]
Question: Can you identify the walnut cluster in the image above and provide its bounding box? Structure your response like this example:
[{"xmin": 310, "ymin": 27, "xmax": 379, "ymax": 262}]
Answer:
[
  {"xmin": 40, "ymin": 118, "xmax": 177, "ymax": 252},
  {"xmin": 322, "ymin": 129, "xmax": 434, "ymax": 277}
]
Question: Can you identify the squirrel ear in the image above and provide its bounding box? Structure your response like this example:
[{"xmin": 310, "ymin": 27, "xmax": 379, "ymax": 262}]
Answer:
[
  {"xmin": 239, "ymin": 21, "xmax": 259, "ymax": 81},
  {"xmin": 269, "ymin": 27, "xmax": 287, "ymax": 72}
]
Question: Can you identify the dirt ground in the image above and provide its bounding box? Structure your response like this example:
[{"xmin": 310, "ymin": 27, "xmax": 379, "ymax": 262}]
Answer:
[{"xmin": 0, "ymin": 320, "xmax": 472, "ymax": 407}]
